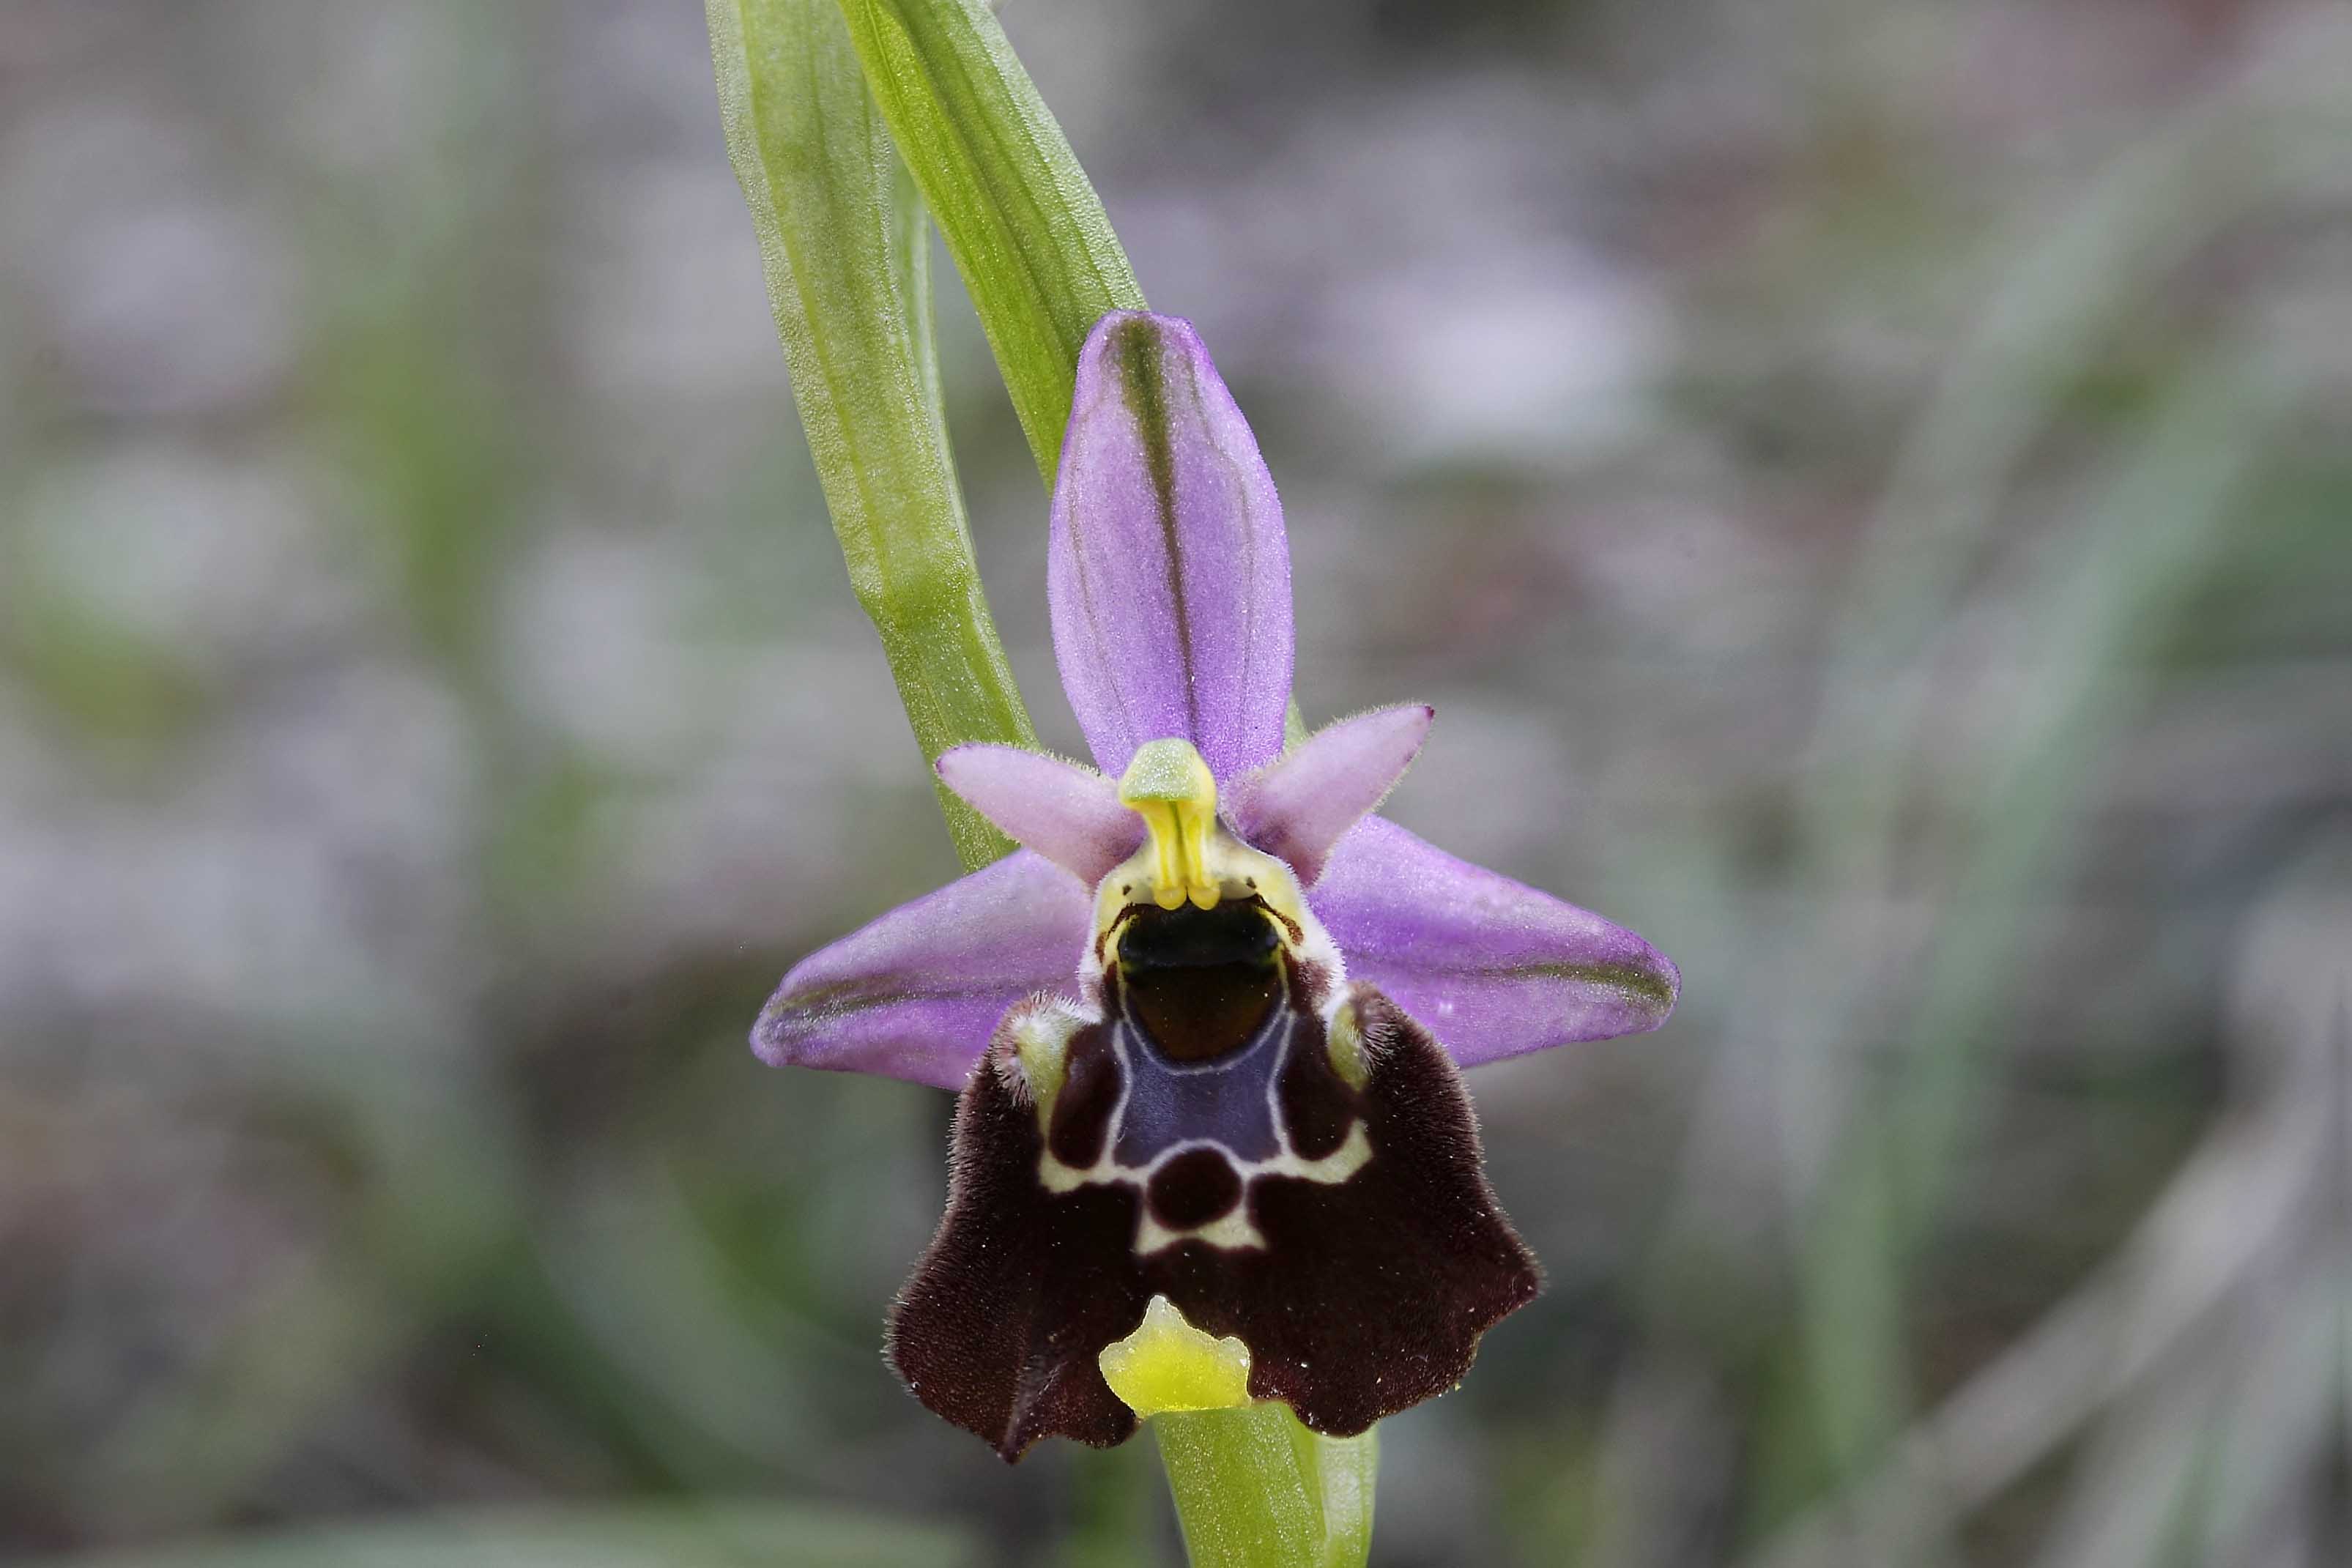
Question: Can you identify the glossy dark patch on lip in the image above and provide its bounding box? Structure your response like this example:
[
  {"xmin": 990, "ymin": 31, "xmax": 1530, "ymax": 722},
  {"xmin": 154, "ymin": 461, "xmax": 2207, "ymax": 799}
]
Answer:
[
  {"xmin": 1117, "ymin": 901, "xmax": 1281, "ymax": 1063},
  {"xmin": 887, "ymin": 986, "xmax": 1540, "ymax": 1460},
  {"xmin": 1146, "ymin": 1146, "xmax": 1244, "ymax": 1229}
]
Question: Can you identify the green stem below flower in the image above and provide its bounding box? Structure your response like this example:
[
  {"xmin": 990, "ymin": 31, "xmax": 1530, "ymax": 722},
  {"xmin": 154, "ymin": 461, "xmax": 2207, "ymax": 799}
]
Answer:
[{"xmin": 1154, "ymin": 1408, "xmax": 1376, "ymax": 1568}]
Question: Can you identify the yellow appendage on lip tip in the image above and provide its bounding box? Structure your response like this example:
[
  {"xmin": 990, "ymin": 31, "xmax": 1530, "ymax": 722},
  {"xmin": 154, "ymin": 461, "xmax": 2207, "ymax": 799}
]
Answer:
[
  {"xmin": 1119, "ymin": 740, "xmax": 1221, "ymax": 910},
  {"xmin": 1099, "ymin": 1296, "xmax": 1253, "ymax": 1418}
]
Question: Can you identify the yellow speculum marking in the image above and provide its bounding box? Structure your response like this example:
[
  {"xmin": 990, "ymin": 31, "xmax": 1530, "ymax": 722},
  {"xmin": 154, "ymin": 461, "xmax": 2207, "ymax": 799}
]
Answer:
[
  {"xmin": 1008, "ymin": 1005, "xmax": 1076, "ymax": 1116},
  {"xmin": 1327, "ymin": 1000, "xmax": 1370, "ymax": 1090},
  {"xmin": 1098, "ymin": 1296, "xmax": 1253, "ymax": 1418},
  {"xmin": 1119, "ymin": 740, "xmax": 1222, "ymax": 910}
]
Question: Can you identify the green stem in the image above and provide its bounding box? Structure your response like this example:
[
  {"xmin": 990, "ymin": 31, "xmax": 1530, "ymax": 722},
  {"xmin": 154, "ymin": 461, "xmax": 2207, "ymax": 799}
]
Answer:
[
  {"xmin": 832, "ymin": 0, "xmax": 1146, "ymax": 484},
  {"xmin": 1154, "ymin": 1408, "xmax": 1377, "ymax": 1568},
  {"xmin": 709, "ymin": 0, "xmax": 1035, "ymax": 869}
]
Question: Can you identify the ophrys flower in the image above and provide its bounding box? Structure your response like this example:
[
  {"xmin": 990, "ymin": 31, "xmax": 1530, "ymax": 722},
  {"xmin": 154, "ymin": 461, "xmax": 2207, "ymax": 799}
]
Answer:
[{"xmin": 758, "ymin": 311, "xmax": 1677, "ymax": 1460}]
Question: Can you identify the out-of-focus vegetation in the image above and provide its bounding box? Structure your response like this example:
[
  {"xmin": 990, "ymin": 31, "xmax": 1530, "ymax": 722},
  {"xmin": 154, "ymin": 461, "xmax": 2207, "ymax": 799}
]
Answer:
[{"xmin": 2, "ymin": 1, "xmax": 2346, "ymax": 1564}]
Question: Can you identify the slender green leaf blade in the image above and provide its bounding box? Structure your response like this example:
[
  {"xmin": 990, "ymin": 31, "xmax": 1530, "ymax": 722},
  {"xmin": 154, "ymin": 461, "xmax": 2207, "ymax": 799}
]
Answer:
[
  {"xmin": 834, "ymin": 0, "xmax": 1148, "ymax": 484},
  {"xmin": 710, "ymin": 0, "xmax": 1034, "ymax": 869}
]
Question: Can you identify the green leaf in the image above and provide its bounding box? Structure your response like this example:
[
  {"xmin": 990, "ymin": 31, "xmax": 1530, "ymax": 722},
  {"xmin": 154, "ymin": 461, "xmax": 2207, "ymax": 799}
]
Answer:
[
  {"xmin": 1154, "ymin": 1407, "xmax": 1377, "ymax": 1568},
  {"xmin": 709, "ymin": 0, "xmax": 1036, "ymax": 869},
  {"xmin": 48, "ymin": 1501, "xmax": 976, "ymax": 1568},
  {"xmin": 833, "ymin": 0, "xmax": 1148, "ymax": 486}
]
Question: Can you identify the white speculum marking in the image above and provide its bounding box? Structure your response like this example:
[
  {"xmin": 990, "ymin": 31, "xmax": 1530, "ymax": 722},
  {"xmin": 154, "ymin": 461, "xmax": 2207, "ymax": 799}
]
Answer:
[{"xmin": 1016, "ymin": 976, "xmax": 1371, "ymax": 1258}]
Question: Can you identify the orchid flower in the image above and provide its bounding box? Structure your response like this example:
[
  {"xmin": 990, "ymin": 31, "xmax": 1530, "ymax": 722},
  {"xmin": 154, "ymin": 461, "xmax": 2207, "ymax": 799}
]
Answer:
[{"xmin": 756, "ymin": 311, "xmax": 1678, "ymax": 1462}]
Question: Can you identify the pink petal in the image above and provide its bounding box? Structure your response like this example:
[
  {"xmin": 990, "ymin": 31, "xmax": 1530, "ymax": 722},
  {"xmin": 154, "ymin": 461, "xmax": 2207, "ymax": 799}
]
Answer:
[
  {"xmin": 1226, "ymin": 705, "xmax": 1433, "ymax": 885},
  {"xmin": 1049, "ymin": 312, "xmax": 1294, "ymax": 781},
  {"xmin": 754, "ymin": 850, "xmax": 1091, "ymax": 1090},
  {"xmin": 1309, "ymin": 817, "xmax": 1679, "ymax": 1066},
  {"xmin": 935, "ymin": 745, "xmax": 1143, "ymax": 887}
]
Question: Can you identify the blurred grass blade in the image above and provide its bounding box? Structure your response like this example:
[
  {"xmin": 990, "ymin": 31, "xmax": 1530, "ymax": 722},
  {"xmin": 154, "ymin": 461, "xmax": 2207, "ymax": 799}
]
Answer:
[
  {"xmin": 51, "ymin": 1501, "xmax": 978, "ymax": 1568},
  {"xmin": 710, "ymin": 0, "xmax": 1035, "ymax": 869},
  {"xmin": 834, "ymin": 0, "xmax": 1148, "ymax": 484},
  {"xmin": 1792, "ymin": 345, "xmax": 2302, "ymax": 1545},
  {"xmin": 1154, "ymin": 1407, "xmax": 1376, "ymax": 1568}
]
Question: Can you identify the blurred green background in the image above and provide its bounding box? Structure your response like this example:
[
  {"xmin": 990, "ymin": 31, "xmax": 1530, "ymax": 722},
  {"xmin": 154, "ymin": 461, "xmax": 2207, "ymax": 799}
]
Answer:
[{"xmin": 3, "ymin": 1, "xmax": 2348, "ymax": 1563}]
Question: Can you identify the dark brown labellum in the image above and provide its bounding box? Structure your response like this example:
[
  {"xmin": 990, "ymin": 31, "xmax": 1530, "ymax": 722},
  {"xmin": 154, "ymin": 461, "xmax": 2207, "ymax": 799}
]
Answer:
[{"xmin": 887, "ymin": 985, "xmax": 1541, "ymax": 1460}]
